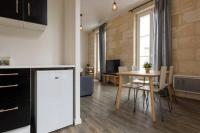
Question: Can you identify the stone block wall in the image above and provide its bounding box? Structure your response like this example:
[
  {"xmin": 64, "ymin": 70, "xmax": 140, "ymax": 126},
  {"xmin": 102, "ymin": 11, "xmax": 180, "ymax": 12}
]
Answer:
[
  {"xmin": 172, "ymin": 0, "xmax": 200, "ymax": 75},
  {"xmin": 106, "ymin": 13, "xmax": 134, "ymax": 66}
]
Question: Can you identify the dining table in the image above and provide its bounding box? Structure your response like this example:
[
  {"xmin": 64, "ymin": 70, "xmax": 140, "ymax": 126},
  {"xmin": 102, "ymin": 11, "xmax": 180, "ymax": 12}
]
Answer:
[{"xmin": 115, "ymin": 70, "xmax": 163, "ymax": 122}]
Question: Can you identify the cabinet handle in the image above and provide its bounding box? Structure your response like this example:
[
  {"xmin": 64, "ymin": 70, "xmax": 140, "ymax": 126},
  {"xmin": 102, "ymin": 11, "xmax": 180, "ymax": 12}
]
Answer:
[
  {"xmin": 55, "ymin": 77, "xmax": 59, "ymax": 79},
  {"xmin": 28, "ymin": 2, "xmax": 31, "ymax": 16},
  {"xmin": 0, "ymin": 107, "xmax": 19, "ymax": 113},
  {"xmin": 0, "ymin": 84, "xmax": 18, "ymax": 89},
  {"xmin": 16, "ymin": 0, "xmax": 19, "ymax": 14},
  {"xmin": 0, "ymin": 73, "xmax": 19, "ymax": 76}
]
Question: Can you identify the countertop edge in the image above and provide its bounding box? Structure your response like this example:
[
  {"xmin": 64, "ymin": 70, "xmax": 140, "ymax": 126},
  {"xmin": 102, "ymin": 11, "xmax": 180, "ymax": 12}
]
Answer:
[{"xmin": 0, "ymin": 65, "xmax": 76, "ymax": 69}]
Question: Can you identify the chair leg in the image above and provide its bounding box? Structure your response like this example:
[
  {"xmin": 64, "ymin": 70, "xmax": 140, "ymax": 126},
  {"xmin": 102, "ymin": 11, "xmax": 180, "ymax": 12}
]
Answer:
[
  {"xmin": 167, "ymin": 94, "xmax": 172, "ymax": 112},
  {"xmin": 166, "ymin": 87, "xmax": 172, "ymax": 112},
  {"xmin": 172, "ymin": 86, "xmax": 177, "ymax": 102},
  {"xmin": 133, "ymin": 89, "xmax": 136, "ymax": 112},
  {"xmin": 146, "ymin": 91, "xmax": 149, "ymax": 112},
  {"xmin": 142, "ymin": 91, "xmax": 146, "ymax": 110},
  {"xmin": 157, "ymin": 93, "xmax": 164, "ymax": 122},
  {"xmin": 128, "ymin": 88, "xmax": 131, "ymax": 101},
  {"xmin": 133, "ymin": 89, "xmax": 138, "ymax": 112}
]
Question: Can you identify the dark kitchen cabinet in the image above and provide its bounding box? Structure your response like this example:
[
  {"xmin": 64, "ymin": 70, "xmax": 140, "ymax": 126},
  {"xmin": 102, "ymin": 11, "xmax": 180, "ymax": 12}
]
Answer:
[
  {"xmin": 0, "ymin": 0, "xmax": 47, "ymax": 26},
  {"xmin": 24, "ymin": 0, "xmax": 47, "ymax": 25},
  {"xmin": 0, "ymin": 69, "xmax": 31, "ymax": 133},
  {"xmin": 0, "ymin": 0, "xmax": 23, "ymax": 20}
]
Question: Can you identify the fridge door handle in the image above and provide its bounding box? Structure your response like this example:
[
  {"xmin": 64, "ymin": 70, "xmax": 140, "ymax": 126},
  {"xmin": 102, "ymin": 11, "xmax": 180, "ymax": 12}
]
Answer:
[{"xmin": 54, "ymin": 76, "xmax": 60, "ymax": 79}]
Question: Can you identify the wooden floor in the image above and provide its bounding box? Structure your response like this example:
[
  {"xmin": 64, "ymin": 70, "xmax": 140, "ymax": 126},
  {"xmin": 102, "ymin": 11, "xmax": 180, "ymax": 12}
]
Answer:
[{"xmin": 54, "ymin": 81, "xmax": 200, "ymax": 133}]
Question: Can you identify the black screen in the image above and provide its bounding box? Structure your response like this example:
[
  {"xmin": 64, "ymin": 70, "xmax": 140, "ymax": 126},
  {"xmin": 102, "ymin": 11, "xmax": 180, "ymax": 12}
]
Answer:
[{"xmin": 106, "ymin": 60, "xmax": 120, "ymax": 74}]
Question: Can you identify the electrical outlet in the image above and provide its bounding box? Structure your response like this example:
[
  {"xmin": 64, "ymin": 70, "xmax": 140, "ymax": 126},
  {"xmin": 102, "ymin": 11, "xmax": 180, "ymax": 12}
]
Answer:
[{"xmin": 0, "ymin": 57, "xmax": 11, "ymax": 66}]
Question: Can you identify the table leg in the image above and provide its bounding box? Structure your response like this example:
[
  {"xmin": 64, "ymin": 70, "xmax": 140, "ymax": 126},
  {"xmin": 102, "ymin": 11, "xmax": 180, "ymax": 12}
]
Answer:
[
  {"xmin": 106, "ymin": 76, "xmax": 109, "ymax": 83},
  {"xmin": 149, "ymin": 77, "xmax": 156, "ymax": 122},
  {"xmin": 116, "ymin": 75, "xmax": 123, "ymax": 110},
  {"xmin": 168, "ymin": 84, "xmax": 173, "ymax": 102},
  {"xmin": 114, "ymin": 77, "xmax": 117, "ymax": 86},
  {"xmin": 103, "ymin": 75, "xmax": 105, "ymax": 83}
]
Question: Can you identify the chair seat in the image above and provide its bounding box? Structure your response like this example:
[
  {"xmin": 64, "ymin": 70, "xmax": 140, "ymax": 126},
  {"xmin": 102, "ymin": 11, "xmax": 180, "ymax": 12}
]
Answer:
[
  {"xmin": 132, "ymin": 79, "xmax": 149, "ymax": 84},
  {"xmin": 137, "ymin": 84, "xmax": 168, "ymax": 92},
  {"xmin": 122, "ymin": 83, "xmax": 143, "ymax": 89},
  {"xmin": 137, "ymin": 86, "xmax": 151, "ymax": 91},
  {"xmin": 133, "ymin": 79, "xmax": 158, "ymax": 86}
]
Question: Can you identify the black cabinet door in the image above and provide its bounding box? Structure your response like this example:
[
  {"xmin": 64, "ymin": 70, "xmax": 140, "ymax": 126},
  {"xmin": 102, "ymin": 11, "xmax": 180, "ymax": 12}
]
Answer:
[
  {"xmin": 0, "ymin": 69, "xmax": 30, "ymax": 133},
  {"xmin": 24, "ymin": 0, "xmax": 47, "ymax": 25},
  {"xmin": 0, "ymin": 0, "xmax": 23, "ymax": 20}
]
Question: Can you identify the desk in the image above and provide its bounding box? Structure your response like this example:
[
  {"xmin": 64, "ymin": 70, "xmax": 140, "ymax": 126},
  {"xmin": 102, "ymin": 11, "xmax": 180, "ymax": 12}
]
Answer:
[
  {"xmin": 85, "ymin": 66, "xmax": 94, "ymax": 77},
  {"xmin": 116, "ymin": 71, "xmax": 161, "ymax": 122},
  {"xmin": 103, "ymin": 74, "xmax": 119, "ymax": 86}
]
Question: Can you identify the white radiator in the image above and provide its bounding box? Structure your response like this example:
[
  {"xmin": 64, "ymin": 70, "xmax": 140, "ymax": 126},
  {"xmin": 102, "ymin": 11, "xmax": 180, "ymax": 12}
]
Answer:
[{"xmin": 174, "ymin": 75, "xmax": 200, "ymax": 94}]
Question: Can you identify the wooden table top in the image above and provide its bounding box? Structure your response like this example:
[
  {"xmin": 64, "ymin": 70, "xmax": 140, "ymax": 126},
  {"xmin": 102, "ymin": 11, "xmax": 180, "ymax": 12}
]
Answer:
[{"xmin": 117, "ymin": 70, "xmax": 161, "ymax": 77}]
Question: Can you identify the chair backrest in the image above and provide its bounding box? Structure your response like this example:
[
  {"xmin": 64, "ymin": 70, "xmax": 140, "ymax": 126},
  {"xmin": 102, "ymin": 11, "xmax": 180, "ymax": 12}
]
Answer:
[
  {"xmin": 131, "ymin": 66, "xmax": 139, "ymax": 71},
  {"xmin": 159, "ymin": 66, "xmax": 167, "ymax": 91},
  {"xmin": 118, "ymin": 66, "xmax": 129, "ymax": 83},
  {"xmin": 132, "ymin": 66, "xmax": 145, "ymax": 81},
  {"xmin": 118, "ymin": 66, "xmax": 128, "ymax": 73},
  {"xmin": 168, "ymin": 66, "xmax": 174, "ymax": 85}
]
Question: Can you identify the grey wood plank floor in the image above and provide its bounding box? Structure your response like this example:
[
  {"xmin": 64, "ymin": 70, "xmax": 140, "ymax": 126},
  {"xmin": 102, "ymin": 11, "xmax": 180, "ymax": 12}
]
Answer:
[{"xmin": 53, "ymin": 80, "xmax": 200, "ymax": 133}]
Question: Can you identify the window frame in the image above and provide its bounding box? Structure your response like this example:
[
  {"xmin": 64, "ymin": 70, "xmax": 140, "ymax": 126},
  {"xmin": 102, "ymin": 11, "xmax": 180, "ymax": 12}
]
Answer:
[
  {"xmin": 94, "ymin": 30, "xmax": 100, "ymax": 79},
  {"xmin": 136, "ymin": 9, "xmax": 154, "ymax": 69}
]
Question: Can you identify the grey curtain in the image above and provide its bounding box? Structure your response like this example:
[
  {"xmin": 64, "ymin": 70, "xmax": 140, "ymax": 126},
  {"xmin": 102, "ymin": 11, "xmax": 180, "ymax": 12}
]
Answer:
[
  {"xmin": 154, "ymin": 0, "xmax": 172, "ymax": 70},
  {"xmin": 99, "ymin": 23, "xmax": 106, "ymax": 81}
]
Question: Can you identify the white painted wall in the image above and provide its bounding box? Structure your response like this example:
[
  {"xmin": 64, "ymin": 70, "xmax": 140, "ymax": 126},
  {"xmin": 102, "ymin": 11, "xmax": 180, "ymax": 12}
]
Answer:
[
  {"xmin": 63, "ymin": 0, "xmax": 75, "ymax": 65},
  {"xmin": 64, "ymin": 0, "xmax": 81, "ymax": 125},
  {"xmin": 80, "ymin": 31, "xmax": 89, "ymax": 69},
  {"xmin": 0, "ymin": 0, "xmax": 64, "ymax": 65}
]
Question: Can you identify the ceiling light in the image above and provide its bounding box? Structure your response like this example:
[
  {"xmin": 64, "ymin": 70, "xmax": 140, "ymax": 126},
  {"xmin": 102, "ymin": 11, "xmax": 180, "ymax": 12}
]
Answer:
[
  {"xmin": 80, "ymin": 13, "xmax": 83, "ymax": 31},
  {"xmin": 80, "ymin": 24, "xmax": 83, "ymax": 30},
  {"xmin": 112, "ymin": 0, "xmax": 118, "ymax": 11}
]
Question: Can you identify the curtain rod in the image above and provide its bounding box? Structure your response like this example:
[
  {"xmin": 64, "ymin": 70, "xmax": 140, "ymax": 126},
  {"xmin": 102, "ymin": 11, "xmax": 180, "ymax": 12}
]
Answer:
[{"xmin": 129, "ymin": 0, "xmax": 153, "ymax": 12}]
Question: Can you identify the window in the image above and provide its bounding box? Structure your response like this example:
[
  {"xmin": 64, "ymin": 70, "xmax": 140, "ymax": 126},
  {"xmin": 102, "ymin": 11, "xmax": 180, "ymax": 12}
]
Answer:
[
  {"xmin": 94, "ymin": 31, "xmax": 100, "ymax": 79},
  {"xmin": 136, "ymin": 10, "xmax": 154, "ymax": 69},
  {"xmin": 94, "ymin": 29, "xmax": 106, "ymax": 79}
]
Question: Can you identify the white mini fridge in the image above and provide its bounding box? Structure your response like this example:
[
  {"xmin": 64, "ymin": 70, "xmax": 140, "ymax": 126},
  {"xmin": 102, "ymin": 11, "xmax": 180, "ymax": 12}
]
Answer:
[{"xmin": 35, "ymin": 70, "xmax": 73, "ymax": 133}]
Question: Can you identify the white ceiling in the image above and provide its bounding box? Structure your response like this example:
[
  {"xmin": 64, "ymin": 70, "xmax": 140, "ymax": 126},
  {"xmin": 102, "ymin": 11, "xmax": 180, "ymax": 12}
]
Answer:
[{"xmin": 81, "ymin": 0, "xmax": 149, "ymax": 31}]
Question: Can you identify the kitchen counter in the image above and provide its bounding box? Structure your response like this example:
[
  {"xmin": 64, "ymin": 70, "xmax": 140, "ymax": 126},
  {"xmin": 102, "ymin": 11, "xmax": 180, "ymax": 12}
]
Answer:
[
  {"xmin": 0, "ymin": 65, "xmax": 75, "ymax": 69},
  {"xmin": 0, "ymin": 66, "xmax": 75, "ymax": 133}
]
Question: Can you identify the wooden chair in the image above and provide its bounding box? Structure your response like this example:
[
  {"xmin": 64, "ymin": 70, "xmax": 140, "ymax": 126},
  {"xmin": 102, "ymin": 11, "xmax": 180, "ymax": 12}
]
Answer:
[
  {"xmin": 131, "ymin": 66, "xmax": 149, "ymax": 109},
  {"xmin": 131, "ymin": 66, "xmax": 149, "ymax": 85},
  {"xmin": 115, "ymin": 66, "xmax": 143, "ymax": 103},
  {"xmin": 134, "ymin": 66, "xmax": 171, "ymax": 121}
]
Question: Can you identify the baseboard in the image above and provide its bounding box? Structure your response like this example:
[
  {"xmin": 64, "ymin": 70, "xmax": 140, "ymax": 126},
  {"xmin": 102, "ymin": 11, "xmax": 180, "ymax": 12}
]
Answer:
[
  {"xmin": 176, "ymin": 91, "xmax": 200, "ymax": 100},
  {"xmin": 74, "ymin": 117, "xmax": 82, "ymax": 125}
]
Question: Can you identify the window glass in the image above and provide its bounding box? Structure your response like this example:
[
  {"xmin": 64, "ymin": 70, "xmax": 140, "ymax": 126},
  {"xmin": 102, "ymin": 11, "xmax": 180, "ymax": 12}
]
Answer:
[{"xmin": 137, "ymin": 11, "xmax": 153, "ymax": 69}]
